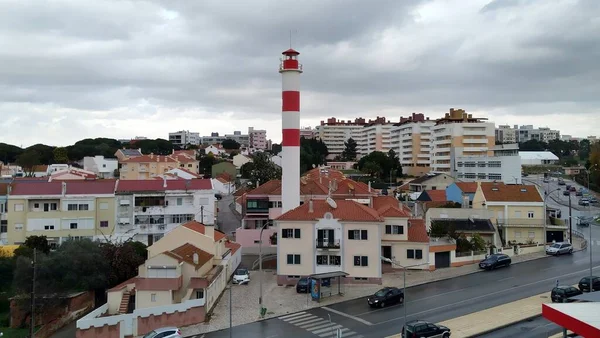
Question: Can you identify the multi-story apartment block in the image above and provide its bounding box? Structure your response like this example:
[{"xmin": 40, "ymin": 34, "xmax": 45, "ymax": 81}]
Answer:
[
  {"xmin": 453, "ymin": 143, "xmax": 522, "ymax": 184},
  {"xmin": 497, "ymin": 125, "xmax": 560, "ymax": 144},
  {"xmin": 201, "ymin": 132, "xmax": 227, "ymax": 145},
  {"xmin": 390, "ymin": 113, "xmax": 435, "ymax": 176},
  {"xmin": 495, "ymin": 125, "xmax": 517, "ymax": 144},
  {"xmin": 224, "ymin": 131, "xmax": 250, "ymax": 147},
  {"xmin": 472, "ymin": 182, "xmax": 566, "ymax": 245},
  {"xmin": 83, "ymin": 155, "xmax": 119, "ymax": 179},
  {"xmin": 357, "ymin": 122, "xmax": 395, "ymax": 157},
  {"xmin": 248, "ymin": 127, "xmax": 267, "ymax": 150},
  {"xmin": 431, "ymin": 109, "xmax": 495, "ymax": 173},
  {"xmin": 169, "ymin": 130, "xmax": 201, "ymax": 147},
  {"xmin": 114, "ymin": 178, "xmax": 216, "ymax": 245},
  {"xmin": 314, "ymin": 117, "xmax": 369, "ymax": 158},
  {"xmin": 6, "ymin": 180, "xmax": 117, "ymax": 246},
  {"xmin": 119, "ymin": 150, "xmax": 199, "ymax": 180},
  {"xmin": 275, "ymin": 197, "xmax": 430, "ymax": 285},
  {"xmin": 299, "ymin": 127, "xmax": 315, "ymax": 139}
]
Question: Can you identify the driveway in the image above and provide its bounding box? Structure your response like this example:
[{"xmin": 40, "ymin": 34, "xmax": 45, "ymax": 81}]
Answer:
[
  {"xmin": 50, "ymin": 321, "xmax": 75, "ymax": 338},
  {"xmin": 217, "ymin": 194, "xmax": 241, "ymax": 237}
]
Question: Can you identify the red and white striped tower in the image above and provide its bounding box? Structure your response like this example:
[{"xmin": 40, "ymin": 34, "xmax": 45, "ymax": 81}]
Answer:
[{"xmin": 279, "ymin": 48, "xmax": 302, "ymax": 213}]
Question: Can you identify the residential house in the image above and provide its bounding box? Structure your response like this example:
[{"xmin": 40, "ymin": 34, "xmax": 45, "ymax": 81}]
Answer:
[
  {"xmin": 83, "ymin": 156, "xmax": 119, "ymax": 179},
  {"xmin": 211, "ymin": 161, "xmax": 236, "ymax": 180},
  {"xmin": 425, "ymin": 207, "xmax": 501, "ymax": 247},
  {"xmin": 49, "ymin": 168, "xmax": 97, "ymax": 180},
  {"xmin": 5, "ymin": 180, "xmax": 117, "ymax": 246},
  {"xmin": 0, "ymin": 182, "xmax": 8, "ymax": 245},
  {"xmin": 275, "ymin": 198, "xmax": 431, "ymax": 286},
  {"xmin": 232, "ymin": 153, "xmax": 252, "ymax": 169},
  {"xmin": 32, "ymin": 165, "xmax": 49, "ymax": 177},
  {"xmin": 453, "ymin": 143, "xmax": 522, "ymax": 184},
  {"xmin": 119, "ymin": 151, "xmax": 199, "ymax": 180},
  {"xmin": 203, "ymin": 144, "xmax": 225, "ymax": 157},
  {"xmin": 212, "ymin": 173, "xmax": 235, "ymax": 195},
  {"xmin": 472, "ymin": 182, "xmax": 565, "ymax": 245},
  {"xmin": 405, "ymin": 173, "xmax": 454, "ymax": 193},
  {"xmin": 113, "ymin": 178, "xmax": 216, "ymax": 245},
  {"xmin": 114, "ymin": 148, "xmax": 143, "ymax": 162},
  {"xmin": 76, "ymin": 221, "xmax": 241, "ymax": 338},
  {"xmin": 446, "ymin": 182, "xmax": 478, "ymax": 207},
  {"xmin": 47, "ymin": 164, "xmax": 70, "ymax": 175},
  {"xmin": 415, "ymin": 189, "xmax": 449, "ymax": 217},
  {"xmin": 155, "ymin": 168, "xmax": 203, "ymax": 180}
]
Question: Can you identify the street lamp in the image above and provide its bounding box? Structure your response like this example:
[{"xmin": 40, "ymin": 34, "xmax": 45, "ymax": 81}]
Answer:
[
  {"xmin": 582, "ymin": 165, "xmax": 598, "ymax": 289},
  {"xmin": 543, "ymin": 188, "xmax": 562, "ymax": 246},
  {"xmin": 380, "ymin": 257, "xmax": 430, "ymax": 329},
  {"xmin": 258, "ymin": 221, "xmax": 270, "ymax": 316}
]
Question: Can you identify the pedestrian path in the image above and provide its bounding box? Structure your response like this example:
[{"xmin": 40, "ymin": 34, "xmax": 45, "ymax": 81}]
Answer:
[{"xmin": 278, "ymin": 311, "xmax": 364, "ymax": 338}]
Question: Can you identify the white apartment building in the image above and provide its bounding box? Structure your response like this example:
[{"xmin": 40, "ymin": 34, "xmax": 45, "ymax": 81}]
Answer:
[
  {"xmin": 299, "ymin": 127, "xmax": 315, "ymax": 139},
  {"xmin": 495, "ymin": 125, "xmax": 517, "ymax": 144},
  {"xmin": 390, "ymin": 118, "xmax": 435, "ymax": 177},
  {"xmin": 248, "ymin": 127, "xmax": 267, "ymax": 150},
  {"xmin": 169, "ymin": 130, "xmax": 201, "ymax": 146},
  {"xmin": 224, "ymin": 131, "xmax": 250, "ymax": 147},
  {"xmin": 83, "ymin": 156, "xmax": 119, "ymax": 179},
  {"xmin": 357, "ymin": 123, "xmax": 395, "ymax": 157},
  {"xmin": 114, "ymin": 178, "xmax": 217, "ymax": 245},
  {"xmin": 496, "ymin": 125, "xmax": 560, "ymax": 144},
  {"xmin": 453, "ymin": 143, "xmax": 522, "ymax": 184},
  {"xmin": 431, "ymin": 109, "xmax": 495, "ymax": 173},
  {"xmin": 315, "ymin": 118, "xmax": 367, "ymax": 158}
]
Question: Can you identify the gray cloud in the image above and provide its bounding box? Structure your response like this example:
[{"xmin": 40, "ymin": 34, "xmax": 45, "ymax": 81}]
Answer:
[{"xmin": 0, "ymin": 0, "xmax": 598, "ymax": 146}]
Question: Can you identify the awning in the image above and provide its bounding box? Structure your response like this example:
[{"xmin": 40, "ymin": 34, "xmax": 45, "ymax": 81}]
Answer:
[
  {"xmin": 542, "ymin": 303, "xmax": 600, "ymax": 337},
  {"xmin": 308, "ymin": 271, "xmax": 348, "ymax": 279}
]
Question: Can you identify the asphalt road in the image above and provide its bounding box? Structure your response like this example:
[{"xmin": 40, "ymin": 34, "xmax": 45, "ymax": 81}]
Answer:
[
  {"xmin": 216, "ymin": 194, "xmax": 241, "ymax": 237},
  {"xmin": 199, "ymin": 249, "xmax": 600, "ymax": 338},
  {"xmin": 478, "ymin": 315, "xmax": 562, "ymax": 338}
]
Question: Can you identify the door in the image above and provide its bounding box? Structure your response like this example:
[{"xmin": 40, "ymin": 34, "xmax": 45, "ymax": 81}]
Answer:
[
  {"xmin": 382, "ymin": 246, "xmax": 392, "ymax": 263},
  {"xmin": 435, "ymin": 252, "xmax": 451, "ymax": 269}
]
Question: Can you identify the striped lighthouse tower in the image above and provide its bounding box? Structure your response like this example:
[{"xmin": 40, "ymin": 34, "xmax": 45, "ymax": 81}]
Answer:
[{"xmin": 279, "ymin": 48, "xmax": 302, "ymax": 213}]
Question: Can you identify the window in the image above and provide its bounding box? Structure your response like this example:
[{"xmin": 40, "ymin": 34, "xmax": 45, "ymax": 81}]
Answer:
[
  {"xmin": 196, "ymin": 290, "xmax": 204, "ymax": 299},
  {"xmin": 151, "ymin": 293, "xmax": 156, "ymax": 302},
  {"xmin": 70, "ymin": 223, "xmax": 78, "ymax": 229},
  {"xmin": 329, "ymin": 255, "xmax": 341, "ymax": 266},
  {"xmin": 353, "ymin": 256, "xmax": 368, "ymax": 267},
  {"xmin": 316, "ymin": 255, "xmax": 328, "ymax": 265},
  {"xmin": 407, "ymin": 249, "xmax": 423, "ymax": 259},
  {"xmin": 34, "ymin": 203, "xmax": 40, "ymax": 208},
  {"xmin": 385, "ymin": 225, "xmax": 404, "ymax": 235},
  {"xmin": 99, "ymin": 202, "xmax": 109, "ymax": 210},
  {"xmin": 0, "ymin": 224, "xmax": 7, "ymax": 233},
  {"xmin": 51, "ymin": 203, "xmax": 57, "ymax": 211},
  {"xmin": 515, "ymin": 231, "xmax": 522, "ymax": 238},
  {"xmin": 527, "ymin": 211, "xmax": 534, "ymax": 218},
  {"xmin": 488, "ymin": 173, "xmax": 502, "ymax": 180},
  {"xmin": 282, "ymin": 228, "xmax": 300, "ymax": 239},
  {"xmin": 44, "ymin": 225, "xmax": 55, "ymax": 230},
  {"xmin": 78, "ymin": 204, "xmax": 89, "ymax": 211},
  {"xmin": 528, "ymin": 232, "xmax": 535, "ymax": 238},
  {"xmin": 348, "ymin": 229, "xmax": 368, "ymax": 240},
  {"xmin": 488, "ymin": 161, "xmax": 501, "ymax": 168},
  {"xmin": 286, "ymin": 254, "xmax": 301, "ymax": 265},
  {"xmin": 177, "ymin": 198, "xmax": 183, "ymax": 206},
  {"xmin": 67, "ymin": 204, "xmax": 78, "ymax": 211},
  {"xmin": 15, "ymin": 223, "xmax": 23, "ymax": 231},
  {"xmin": 14, "ymin": 204, "xmax": 23, "ymax": 212},
  {"xmin": 100, "ymin": 221, "xmax": 109, "ymax": 228}
]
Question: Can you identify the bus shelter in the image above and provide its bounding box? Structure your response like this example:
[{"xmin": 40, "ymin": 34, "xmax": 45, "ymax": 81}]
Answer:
[{"xmin": 308, "ymin": 271, "xmax": 348, "ymax": 303}]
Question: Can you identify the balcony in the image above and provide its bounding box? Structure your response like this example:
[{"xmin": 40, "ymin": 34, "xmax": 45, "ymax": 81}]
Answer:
[
  {"xmin": 496, "ymin": 218, "xmax": 545, "ymax": 228},
  {"xmin": 134, "ymin": 206, "xmax": 165, "ymax": 214},
  {"xmin": 316, "ymin": 239, "xmax": 340, "ymax": 250}
]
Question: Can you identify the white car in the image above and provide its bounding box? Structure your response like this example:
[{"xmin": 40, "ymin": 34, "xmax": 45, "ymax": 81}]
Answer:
[
  {"xmin": 546, "ymin": 242, "xmax": 573, "ymax": 256},
  {"xmin": 233, "ymin": 268, "xmax": 250, "ymax": 284}
]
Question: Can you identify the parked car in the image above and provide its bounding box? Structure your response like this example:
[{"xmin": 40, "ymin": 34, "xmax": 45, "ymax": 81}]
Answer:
[
  {"xmin": 522, "ymin": 172, "xmax": 529, "ymax": 177},
  {"xmin": 589, "ymin": 196, "xmax": 598, "ymax": 204},
  {"xmin": 578, "ymin": 276, "xmax": 600, "ymax": 292},
  {"xmin": 402, "ymin": 320, "xmax": 451, "ymax": 338},
  {"xmin": 232, "ymin": 268, "xmax": 250, "ymax": 284},
  {"xmin": 296, "ymin": 277, "xmax": 310, "ymax": 293},
  {"xmin": 579, "ymin": 199, "xmax": 590, "ymax": 206},
  {"xmin": 543, "ymin": 178, "xmax": 550, "ymax": 183},
  {"xmin": 570, "ymin": 186, "xmax": 577, "ymax": 192},
  {"xmin": 578, "ymin": 217, "xmax": 591, "ymax": 227},
  {"xmin": 143, "ymin": 327, "xmax": 182, "ymax": 338},
  {"xmin": 479, "ymin": 253, "xmax": 511, "ymax": 270},
  {"xmin": 576, "ymin": 190, "xmax": 583, "ymax": 196},
  {"xmin": 367, "ymin": 287, "xmax": 404, "ymax": 308},
  {"xmin": 551, "ymin": 285, "xmax": 583, "ymax": 303},
  {"xmin": 546, "ymin": 242, "xmax": 573, "ymax": 255},
  {"xmin": 563, "ymin": 190, "xmax": 571, "ymax": 196},
  {"xmin": 214, "ymin": 193, "xmax": 223, "ymax": 200},
  {"xmin": 558, "ymin": 178, "xmax": 565, "ymax": 185}
]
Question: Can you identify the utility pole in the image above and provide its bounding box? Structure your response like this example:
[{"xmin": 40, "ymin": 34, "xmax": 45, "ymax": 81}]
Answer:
[
  {"xmin": 30, "ymin": 248, "xmax": 36, "ymax": 338},
  {"xmin": 568, "ymin": 195, "xmax": 572, "ymax": 244},
  {"xmin": 200, "ymin": 206, "xmax": 204, "ymax": 224}
]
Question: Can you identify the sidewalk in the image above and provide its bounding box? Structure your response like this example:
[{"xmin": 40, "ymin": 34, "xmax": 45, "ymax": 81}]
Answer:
[{"xmin": 181, "ymin": 250, "xmax": 549, "ymax": 336}]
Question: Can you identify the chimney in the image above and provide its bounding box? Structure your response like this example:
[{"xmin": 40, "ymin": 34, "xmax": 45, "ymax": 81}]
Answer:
[
  {"xmin": 204, "ymin": 225, "xmax": 214, "ymax": 239},
  {"xmin": 163, "ymin": 176, "xmax": 167, "ymax": 188},
  {"xmin": 462, "ymin": 194, "xmax": 470, "ymax": 208},
  {"xmin": 308, "ymin": 199, "xmax": 314, "ymax": 213},
  {"xmin": 193, "ymin": 253, "xmax": 199, "ymax": 265},
  {"xmin": 368, "ymin": 181, "xmax": 371, "ymax": 192},
  {"xmin": 61, "ymin": 181, "xmax": 67, "ymax": 196},
  {"xmin": 48, "ymin": 176, "xmax": 53, "ymax": 182},
  {"xmin": 256, "ymin": 180, "xmax": 260, "ymax": 188}
]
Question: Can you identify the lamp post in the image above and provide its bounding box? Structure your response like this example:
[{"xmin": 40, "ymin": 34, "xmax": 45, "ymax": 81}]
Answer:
[
  {"xmin": 380, "ymin": 257, "xmax": 430, "ymax": 329},
  {"xmin": 258, "ymin": 222, "xmax": 269, "ymax": 316},
  {"xmin": 229, "ymin": 279, "xmax": 233, "ymax": 338},
  {"xmin": 583, "ymin": 165, "xmax": 598, "ymax": 289},
  {"xmin": 543, "ymin": 188, "xmax": 561, "ymax": 246}
]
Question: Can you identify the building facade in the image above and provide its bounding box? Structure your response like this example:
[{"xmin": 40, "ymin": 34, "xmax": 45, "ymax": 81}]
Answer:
[
  {"xmin": 390, "ymin": 115, "xmax": 435, "ymax": 176},
  {"xmin": 83, "ymin": 156, "xmax": 119, "ymax": 179},
  {"xmin": 496, "ymin": 125, "xmax": 560, "ymax": 144},
  {"xmin": 453, "ymin": 143, "xmax": 522, "ymax": 184},
  {"xmin": 119, "ymin": 151, "xmax": 199, "ymax": 180},
  {"xmin": 248, "ymin": 127, "xmax": 267, "ymax": 150},
  {"xmin": 169, "ymin": 130, "xmax": 201, "ymax": 147}
]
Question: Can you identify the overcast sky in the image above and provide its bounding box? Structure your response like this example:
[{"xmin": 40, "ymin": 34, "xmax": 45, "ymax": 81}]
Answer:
[{"xmin": 1, "ymin": 0, "xmax": 599, "ymax": 147}]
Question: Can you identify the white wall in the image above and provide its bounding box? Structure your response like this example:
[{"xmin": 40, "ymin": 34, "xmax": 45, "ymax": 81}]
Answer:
[{"xmin": 454, "ymin": 154, "xmax": 522, "ymax": 184}]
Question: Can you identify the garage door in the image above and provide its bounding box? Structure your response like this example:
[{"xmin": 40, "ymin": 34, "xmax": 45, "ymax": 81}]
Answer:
[
  {"xmin": 547, "ymin": 231, "xmax": 564, "ymax": 243},
  {"xmin": 435, "ymin": 252, "xmax": 451, "ymax": 269}
]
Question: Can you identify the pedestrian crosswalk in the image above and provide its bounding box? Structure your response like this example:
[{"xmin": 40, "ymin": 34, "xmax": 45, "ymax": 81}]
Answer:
[{"xmin": 278, "ymin": 311, "xmax": 364, "ymax": 338}]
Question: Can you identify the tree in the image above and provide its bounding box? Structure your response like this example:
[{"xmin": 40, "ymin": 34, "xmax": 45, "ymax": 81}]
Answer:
[
  {"xmin": 0, "ymin": 142, "xmax": 23, "ymax": 164},
  {"xmin": 66, "ymin": 138, "xmax": 123, "ymax": 160},
  {"xmin": 221, "ymin": 139, "xmax": 241, "ymax": 150},
  {"xmin": 361, "ymin": 161, "xmax": 382, "ymax": 177},
  {"xmin": 340, "ymin": 138, "xmax": 358, "ymax": 161},
  {"xmin": 357, "ymin": 151, "xmax": 391, "ymax": 178},
  {"xmin": 470, "ymin": 233, "xmax": 487, "ymax": 251},
  {"xmin": 16, "ymin": 149, "xmax": 40, "ymax": 176},
  {"xmin": 26, "ymin": 144, "xmax": 54, "ymax": 165},
  {"xmin": 240, "ymin": 152, "xmax": 281, "ymax": 184},
  {"xmin": 199, "ymin": 153, "xmax": 220, "ymax": 176},
  {"xmin": 579, "ymin": 139, "xmax": 591, "ymax": 161},
  {"xmin": 387, "ymin": 149, "xmax": 402, "ymax": 180},
  {"xmin": 101, "ymin": 241, "xmax": 147, "ymax": 288},
  {"xmin": 13, "ymin": 235, "xmax": 51, "ymax": 258},
  {"xmin": 128, "ymin": 138, "xmax": 176, "ymax": 155},
  {"xmin": 300, "ymin": 137, "xmax": 329, "ymax": 174},
  {"xmin": 53, "ymin": 147, "xmax": 69, "ymax": 164}
]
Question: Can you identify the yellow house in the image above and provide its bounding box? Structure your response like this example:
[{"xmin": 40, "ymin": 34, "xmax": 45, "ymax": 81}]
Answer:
[
  {"xmin": 6, "ymin": 180, "xmax": 117, "ymax": 246},
  {"xmin": 472, "ymin": 182, "xmax": 565, "ymax": 245},
  {"xmin": 119, "ymin": 151, "xmax": 199, "ymax": 180}
]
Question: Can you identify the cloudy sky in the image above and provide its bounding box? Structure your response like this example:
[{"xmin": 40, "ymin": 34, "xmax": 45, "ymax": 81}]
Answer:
[{"xmin": 1, "ymin": 0, "xmax": 599, "ymax": 147}]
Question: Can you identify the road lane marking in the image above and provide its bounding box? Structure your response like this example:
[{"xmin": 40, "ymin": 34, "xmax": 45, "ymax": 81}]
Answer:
[
  {"xmin": 541, "ymin": 267, "xmax": 555, "ymax": 271},
  {"xmin": 279, "ymin": 311, "xmax": 306, "ymax": 320},
  {"xmin": 296, "ymin": 319, "xmax": 328, "ymax": 329},
  {"xmin": 498, "ymin": 277, "xmax": 515, "ymax": 281},
  {"xmin": 322, "ymin": 306, "xmax": 374, "ymax": 326},
  {"xmin": 282, "ymin": 313, "xmax": 312, "ymax": 322},
  {"xmin": 312, "ymin": 324, "xmax": 343, "ymax": 335},
  {"xmin": 372, "ymin": 265, "xmax": 600, "ymax": 326},
  {"xmin": 289, "ymin": 316, "xmax": 321, "ymax": 325}
]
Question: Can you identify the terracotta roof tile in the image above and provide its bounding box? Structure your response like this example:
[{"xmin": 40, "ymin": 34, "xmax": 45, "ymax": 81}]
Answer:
[
  {"xmin": 121, "ymin": 153, "xmax": 197, "ymax": 164},
  {"xmin": 225, "ymin": 241, "xmax": 241, "ymax": 254},
  {"xmin": 425, "ymin": 190, "xmax": 447, "ymax": 202},
  {"xmin": 9, "ymin": 180, "xmax": 116, "ymax": 195},
  {"xmin": 372, "ymin": 196, "xmax": 400, "ymax": 210},
  {"xmin": 479, "ymin": 182, "xmax": 543, "ymax": 202},
  {"xmin": 377, "ymin": 204, "xmax": 411, "ymax": 218},
  {"xmin": 233, "ymin": 186, "xmax": 249, "ymax": 196},
  {"xmin": 181, "ymin": 220, "xmax": 227, "ymax": 241},
  {"xmin": 455, "ymin": 182, "xmax": 478, "ymax": 193},
  {"xmin": 163, "ymin": 243, "xmax": 214, "ymax": 269},
  {"xmin": 115, "ymin": 179, "xmax": 212, "ymax": 192},
  {"xmin": 276, "ymin": 199, "xmax": 382, "ymax": 222},
  {"xmin": 247, "ymin": 180, "xmax": 281, "ymax": 195},
  {"xmin": 407, "ymin": 219, "xmax": 429, "ymax": 243}
]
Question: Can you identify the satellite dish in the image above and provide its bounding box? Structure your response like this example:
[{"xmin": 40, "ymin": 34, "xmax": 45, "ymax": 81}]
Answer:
[
  {"xmin": 312, "ymin": 164, "xmax": 316, "ymax": 168},
  {"xmin": 326, "ymin": 197, "xmax": 337, "ymax": 209}
]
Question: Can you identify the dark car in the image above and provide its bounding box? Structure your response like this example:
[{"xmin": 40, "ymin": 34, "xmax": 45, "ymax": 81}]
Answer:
[
  {"xmin": 563, "ymin": 190, "xmax": 571, "ymax": 196},
  {"xmin": 551, "ymin": 285, "xmax": 582, "ymax": 303},
  {"xmin": 570, "ymin": 186, "xmax": 577, "ymax": 192},
  {"xmin": 576, "ymin": 190, "xmax": 583, "ymax": 196},
  {"xmin": 402, "ymin": 320, "xmax": 451, "ymax": 338},
  {"xmin": 578, "ymin": 217, "xmax": 591, "ymax": 227},
  {"xmin": 296, "ymin": 277, "xmax": 310, "ymax": 293},
  {"xmin": 558, "ymin": 179, "xmax": 565, "ymax": 185},
  {"xmin": 367, "ymin": 287, "xmax": 404, "ymax": 308},
  {"xmin": 578, "ymin": 276, "xmax": 600, "ymax": 292},
  {"xmin": 566, "ymin": 184, "xmax": 571, "ymax": 190},
  {"xmin": 479, "ymin": 253, "xmax": 511, "ymax": 270}
]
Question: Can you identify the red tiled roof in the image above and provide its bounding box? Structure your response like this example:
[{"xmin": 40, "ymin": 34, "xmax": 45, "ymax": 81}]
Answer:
[
  {"xmin": 377, "ymin": 204, "xmax": 411, "ymax": 218},
  {"xmin": 303, "ymin": 167, "xmax": 346, "ymax": 180},
  {"xmin": 425, "ymin": 190, "xmax": 447, "ymax": 202},
  {"xmin": 455, "ymin": 182, "xmax": 478, "ymax": 193},
  {"xmin": 51, "ymin": 168, "xmax": 97, "ymax": 179},
  {"xmin": 182, "ymin": 221, "xmax": 227, "ymax": 241},
  {"xmin": 233, "ymin": 186, "xmax": 248, "ymax": 196},
  {"xmin": 9, "ymin": 180, "xmax": 116, "ymax": 195},
  {"xmin": 121, "ymin": 153, "xmax": 196, "ymax": 164},
  {"xmin": 372, "ymin": 196, "xmax": 400, "ymax": 210},
  {"xmin": 407, "ymin": 219, "xmax": 429, "ymax": 243},
  {"xmin": 247, "ymin": 180, "xmax": 281, "ymax": 195},
  {"xmin": 0, "ymin": 183, "xmax": 8, "ymax": 195},
  {"xmin": 480, "ymin": 182, "xmax": 543, "ymax": 202},
  {"xmin": 115, "ymin": 179, "xmax": 212, "ymax": 192},
  {"xmin": 225, "ymin": 241, "xmax": 241, "ymax": 254},
  {"xmin": 276, "ymin": 199, "xmax": 382, "ymax": 222},
  {"xmin": 163, "ymin": 243, "xmax": 214, "ymax": 270}
]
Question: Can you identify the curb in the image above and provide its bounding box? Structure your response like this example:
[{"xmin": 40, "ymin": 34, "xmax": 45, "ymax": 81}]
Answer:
[{"xmin": 466, "ymin": 314, "xmax": 542, "ymax": 338}]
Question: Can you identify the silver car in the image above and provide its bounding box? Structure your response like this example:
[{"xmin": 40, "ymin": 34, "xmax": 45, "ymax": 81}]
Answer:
[
  {"xmin": 143, "ymin": 327, "xmax": 182, "ymax": 338},
  {"xmin": 546, "ymin": 242, "xmax": 573, "ymax": 256}
]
